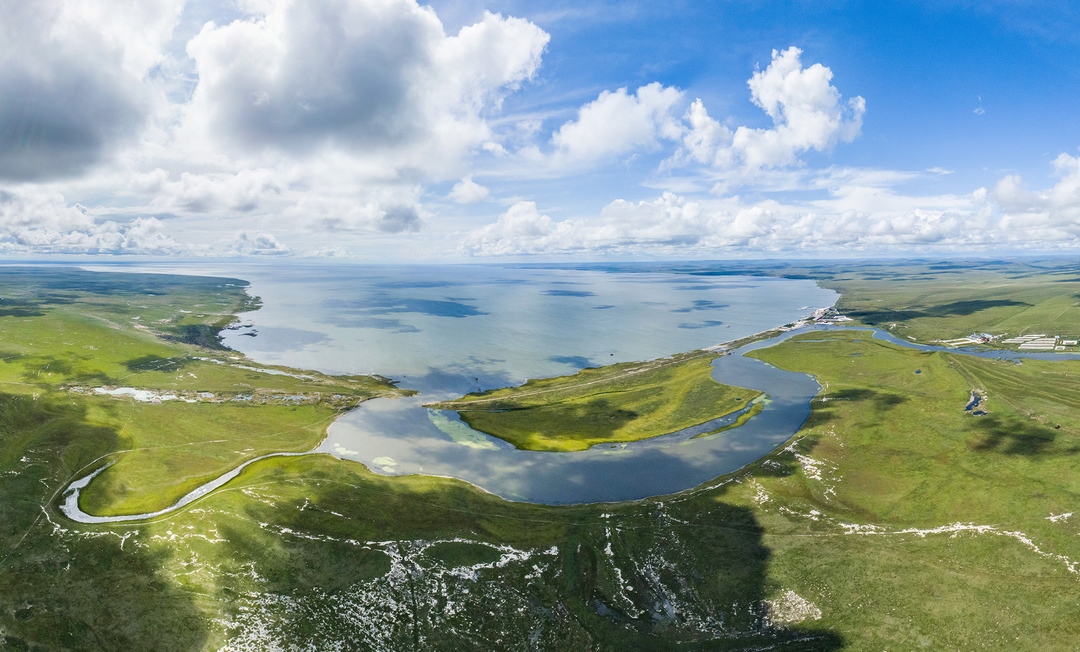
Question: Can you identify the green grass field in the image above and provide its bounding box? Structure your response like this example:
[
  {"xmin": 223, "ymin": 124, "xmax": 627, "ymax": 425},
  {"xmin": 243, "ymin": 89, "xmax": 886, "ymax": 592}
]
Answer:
[
  {"xmin": 5, "ymin": 262, "xmax": 1080, "ymax": 650},
  {"xmin": 429, "ymin": 351, "xmax": 760, "ymax": 451},
  {"xmin": 739, "ymin": 329, "xmax": 1080, "ymax": 649},
  {"xmin": 803, "ymin": 259, "xmax": 1080, "ymax": 345},
  {"xmin": 0, "ymin": 268, "xmax": 405, "ymax": 516}
]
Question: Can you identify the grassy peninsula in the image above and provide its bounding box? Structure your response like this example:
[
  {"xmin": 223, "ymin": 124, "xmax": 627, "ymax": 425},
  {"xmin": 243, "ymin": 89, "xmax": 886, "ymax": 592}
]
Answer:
[{"xmin": 428, "ymin": 351, "xmax": 761, "ymax": 451}]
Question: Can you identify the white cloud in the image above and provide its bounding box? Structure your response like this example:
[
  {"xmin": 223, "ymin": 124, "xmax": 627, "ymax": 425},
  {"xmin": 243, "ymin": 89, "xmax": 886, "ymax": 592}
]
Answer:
[
  {"xmin": 227, "ymin": 231, "xmax": 292, "ymax": 256},
  {"xmin": 549, "ymin": 83, "xmax": 684, "ymax": 166},
  {"xmin": 0, "ymin": 188, "xmax": 183, "ymax": 254},
  {"xmin": 993, "ymin": 153, "xmax": 1080, "ymax": 238},
  {"xmin": 460, "ymin": 183, "xmax": 1008, "ymax": 257},
  {"xmin": 462, "ymin": 193, "xmax": 747, "ymax": 256},
  {"xmin": 306, "ymin": 246, "xmax": 352, "ymax": 258},
  {"xmin": 448, "ymin": 177, "xmax": 490, "ymax": 204},
  {"xmin": 151, "ymin": 169, "xmax": 282, "ymax": 213},
  {"xmin": 51, "ymin": 0, "xmax": 549, "ymax": 251},
  {"xmin": 184, "ymin": 1, "xmax": 549, "ymax": 176},
  {"xmin": 671, "ymin": 47, "xmax": 865, "ymax": 171},
  {"xmin": 469, "ymin": 157, "xmax": 1080, "ymax": 255},
  {"xmin": 461, "ymin": 201, "xmax": 564, "ymax": 255},
  {"xmin": 3, "ymin": 2, "xmax": 1073, "ymax": 263},
  {"xmin": 0, "ymin": 0, "xmax": 184, "ymax": 180},
  {"xmin": 288, "ymin": 178, "xmax": 425, "ymax": 233}
]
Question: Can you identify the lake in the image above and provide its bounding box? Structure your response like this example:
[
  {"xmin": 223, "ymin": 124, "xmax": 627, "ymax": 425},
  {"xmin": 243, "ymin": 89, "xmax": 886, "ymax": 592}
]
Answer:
[{"xmin": 212, "ymin": 262, "xmax": 839, "ymax": 503}]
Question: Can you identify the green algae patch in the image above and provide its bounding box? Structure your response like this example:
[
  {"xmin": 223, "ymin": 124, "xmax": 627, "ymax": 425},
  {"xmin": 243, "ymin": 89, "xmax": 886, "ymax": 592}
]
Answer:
[{"xmin": 428, "ymin": 351, "xmax": 761, "ymax": 452}]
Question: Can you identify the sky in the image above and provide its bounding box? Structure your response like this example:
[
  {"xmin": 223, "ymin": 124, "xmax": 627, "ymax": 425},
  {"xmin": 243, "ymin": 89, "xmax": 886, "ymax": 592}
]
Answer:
[{"xmin": 2, "ymin": 0, "xmax": 1080, "ymax": 260}]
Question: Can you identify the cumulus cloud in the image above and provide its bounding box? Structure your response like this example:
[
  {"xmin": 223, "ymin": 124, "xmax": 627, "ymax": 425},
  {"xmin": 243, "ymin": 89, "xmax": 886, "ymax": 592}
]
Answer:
[
  {"xmin": 375, "ymin": 204, "xmax": 424, "ymax": 232},
  {"xmin": 672, "ymin": 47, "xmax": 865, "ymax": 171},
  {"xmin": 185, "ymin": 0, "xmax": 549, "ymax": 174},
  {"xmin": 448, "ymin": 177, "xmax": 490, "ymax": 204},
  {"xmin": 227, "ymin": 231, "xmax": 292, "ymax": 256},
  {"xmin": 131, "ymin": 158, "xmax": 427, "ymax": 235},
  {"xmin": 548, "ymin": 83, "xmax": 684, "ymax": 166},
  {"xmin": 508, "ymin": 47, "xmax": 863, "ymax": 183},
  {"xmin": 0, "ymin": 188, "xmax": 183, "ymax": 254},
  {"xmin": 150, "ymin": 169, "xmax": 282, "ymax": 213},
  {"xmin": 461, "ymin": 201, "xmax": 565, "ymax": 255},
  {"xmin": 462, "ymin": 194, "xmax": 745, "ymax": 256},
  {"xmin": 465, "ymin": 158, "xmax": 1080, "ymax": 255},
  {"xmin": 6, "ymin": 2, "xmax": 1072, "ymax": 263},
  {"xmin": 294, "ymin": 186, "xmax": 424, "ymax": 233},
  {"xmin": 0, "ymin": 0, "xmax": 184, "ymax": 180},
  {"xmin": 91, "ymin": 0, "xmax": 550, "ymax": 247},
  {"xmin": 993, "ymin": 153, "xmax": 1080, "ymax": 238}
]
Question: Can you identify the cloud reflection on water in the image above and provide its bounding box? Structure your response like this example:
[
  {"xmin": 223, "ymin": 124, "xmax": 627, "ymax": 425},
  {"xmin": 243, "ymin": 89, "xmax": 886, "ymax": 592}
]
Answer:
[
  {"xmin": 324, "ymin": 330, "xmax": 822, "ymax": 504},
  {"xmin": 217, "ymin": 265, "xmax": 838, "ymax": 500}
]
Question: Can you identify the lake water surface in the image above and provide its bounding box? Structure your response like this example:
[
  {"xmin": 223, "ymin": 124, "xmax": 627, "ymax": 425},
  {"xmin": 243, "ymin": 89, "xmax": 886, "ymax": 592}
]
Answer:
[
  {"xmin": 210, "ymin": 263, "xmax": 839, "ymax": 503},
  {"xmin": 58, "ymin": 260, "xmax": 1080, "ymax": 516}
]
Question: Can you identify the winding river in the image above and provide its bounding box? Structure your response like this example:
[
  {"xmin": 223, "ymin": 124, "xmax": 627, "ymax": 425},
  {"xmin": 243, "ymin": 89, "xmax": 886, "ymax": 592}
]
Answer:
[
  {"xmin": 62, "ymin": 323, "xmax": 1080, "ymax": 524},
  {"xmin": 56, "ymin": 263, "xmax": 1080, "ymax": 522}
]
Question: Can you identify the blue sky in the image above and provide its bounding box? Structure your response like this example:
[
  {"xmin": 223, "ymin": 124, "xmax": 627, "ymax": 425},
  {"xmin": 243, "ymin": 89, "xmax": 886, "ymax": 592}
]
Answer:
[
  {"xmin": 470, "ymin": 0, "xmax": 1080, "ymax": 191},
  {"xmin": 1, "ymin": 0, "xmax": 1079, "ymax": 259}
]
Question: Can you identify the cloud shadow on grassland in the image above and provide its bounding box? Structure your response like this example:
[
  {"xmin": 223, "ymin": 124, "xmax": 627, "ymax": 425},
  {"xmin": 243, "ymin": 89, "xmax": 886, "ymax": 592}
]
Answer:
[
  {"xmin": 847, "ymin": 299, "xmax": 1032, "ymax": 326},
  {"xmin": 968, "ymin": 414, "xmax": 1080, "ymax": 456},
  {"xmin": 214, "ymin": 454, "xmax": 845, "ymax": 650},
  {"xmin": 0, "ymin": 392, "xmax": 208, "ymax": 652}
]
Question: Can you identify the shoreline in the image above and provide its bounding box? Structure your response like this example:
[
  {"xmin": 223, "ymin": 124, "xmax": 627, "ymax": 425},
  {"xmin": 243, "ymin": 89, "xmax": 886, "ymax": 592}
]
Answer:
[
  {"xmin": 56, "ymin": 275, "xmax": 839, "ymax": 522},
  {"xmin": 56, "ymin": 321, "xmax": 825, "ymax": 524}
]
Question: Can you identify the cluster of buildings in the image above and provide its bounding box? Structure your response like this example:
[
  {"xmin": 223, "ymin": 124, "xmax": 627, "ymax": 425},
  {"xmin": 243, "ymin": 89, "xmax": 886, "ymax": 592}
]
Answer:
[
  {"xmin": 1001, "ymin": 334, "xmax": 1077, "ymax": 351},
  {"xmin": 810, "ymin": 307, "xmax": 853, "ymax": 324},
  {"xmin": 774, "ymin": 307, "xmax": 852, "ymax": 333},
  {"xmin": 939, "ymin": 333, "xmax": 1079, "ymax": 351},
  {"xmin": 940, "ymin": 333, "xmax": 997, "ymax": 347},
  {"xmin": 704, "ymin": 306, "xmax": 852, "ymax": 352}
]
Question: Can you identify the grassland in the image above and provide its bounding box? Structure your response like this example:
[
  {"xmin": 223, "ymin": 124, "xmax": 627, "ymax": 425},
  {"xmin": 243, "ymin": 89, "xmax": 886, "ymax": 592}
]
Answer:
[
  {"xmin": 694, "ymin": 397, "xmax": 763, "ymax": 438},
  {"xmin": 719, "ymin": 258, "xmax": 1080, "ymax": 346},
  {"xmin": 14, "ymin": 325, "xmax": 1079, "ymax": 650},
  {"xmin": 428, "ymin": 351, "xmax": 760, "ymax": 451},
  {"xmin": 740, "ymin": 329, "xmax": 1080, "ymax": 649},
  {"xmin": 5, "ymin": 262, "xmax": 1080, "ymax": 650},
  {"xmin": 817, "ymin": 260, "xmax": 1080, "ymax": 345},
  {"xmin": 595, "ymin": 258, "xmax": 1080, "ymax": 346},
  {"xmin": 0, "ymin": 267, "xmax": 405, "ymax": 516}
]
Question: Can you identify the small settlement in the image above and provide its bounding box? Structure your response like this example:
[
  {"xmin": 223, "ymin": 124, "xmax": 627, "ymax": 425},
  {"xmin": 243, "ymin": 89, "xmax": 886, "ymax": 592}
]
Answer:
[
  {"xmin": 1000, "ymin": 334, "xmax": 1076, "ymax": 351},
  {"xmin": 939, "ymin": 333, "xmax": 998, "ymax": 347},
  {"xmin": 937, "ymin": 333, "xmax": 1077, "ymax": 351},
  {"xmin": 702, "ymin": 307, "xmax": 849, "ymax": 352}
]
